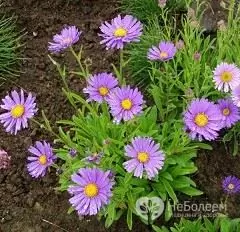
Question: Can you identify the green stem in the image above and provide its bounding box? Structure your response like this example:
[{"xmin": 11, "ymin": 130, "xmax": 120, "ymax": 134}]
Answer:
[
  {"xmin": 70, "ymin": 46, "xmax": 87, "ymax": 79},
  {"xmin": 119, "ymin": 49, "xmax": 124, "ymax": 85},
  {"xmin": 56, "ymin": 65, "xmax": 69, "ymax": 92},
  {"xmin": 31, "ymin": 118, "xmax": 61, "ymax": 140}
]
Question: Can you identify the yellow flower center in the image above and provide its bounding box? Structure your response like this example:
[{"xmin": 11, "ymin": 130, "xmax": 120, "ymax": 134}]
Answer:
[
  {"xmin": 121, "ymin": 98, "xmax": 132, "ymax": 110},
  {"xmin": 221, "ymin": 71, "xmax": 232, "ymax": 82},
  {"xmin": 137, "ymin": 152, "xmax": 149, "ymax": 163},
  {"xmin": 39, "ymin": 155, "xmax": 47, "ymax": 165},
  {"xmin": 223, "ymin": 108, "xmax": 230, "ymax": 116},
  {"xmin": 194, "ymin": 113, "xmax": 208, "ymax": 127},
  {"xmin": 114, "ymin": 27, "xmax": 127, "ymax": 37},
  {"xmin": 84, "ymin": 183, "xmax": 99, "ymax": 197},
  {"xmin": 11, "ymin": 104, "xmax": 25, "ymax": 118},
  {"xmin": 98, "ymin": 86, "xmax": 109, "ymax": 96},
  {"xmin": 228, "ymin": 183, "xmax": 235, "ymax": 190},
  {"xmin": 159, "ymin": 51, "xmax": 168, "ymax": 58}
]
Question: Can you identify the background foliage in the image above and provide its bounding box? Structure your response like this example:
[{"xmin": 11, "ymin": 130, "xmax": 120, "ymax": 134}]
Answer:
[{"xmin": 0, "ymin": 14, "xmax": 23, "ymax": 84}]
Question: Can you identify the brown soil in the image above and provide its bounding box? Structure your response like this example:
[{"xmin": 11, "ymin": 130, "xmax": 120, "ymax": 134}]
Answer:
[{"xmin": 0, "ymin": 0, "xmax": 239, "ymax": 232}]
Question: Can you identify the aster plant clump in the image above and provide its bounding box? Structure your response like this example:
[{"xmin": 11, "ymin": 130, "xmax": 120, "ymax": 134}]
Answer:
[
  {"xmin": 29, "ymin": 14, "xmax": 205, "ymax": 229},
  {"xmin": 120, "ymin": 0, "xmax": 240, "ymax": 156}
]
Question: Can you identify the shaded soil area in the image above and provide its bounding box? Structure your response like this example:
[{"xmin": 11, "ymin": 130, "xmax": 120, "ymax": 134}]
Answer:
[
  {"xmin": 196, "ymin": 143, "xmax": 240, "ymax": 218},
  {"xmin": 0, "ymin": 0, "xmax": 146, "ymax": 231},
  {"xmin": 0, "ymin": 0, "xmax": 239, "ymax": 232}
]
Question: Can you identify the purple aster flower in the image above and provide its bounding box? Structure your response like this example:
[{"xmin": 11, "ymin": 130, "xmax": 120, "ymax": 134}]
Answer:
[
  {"xmin": 99, "ymin": 15, "xmax": 143, "ymax": 50},
  {"xmin": 68, "ymin": 167, "xmax": 113, "ymax": 215},
  {"xmin": 217, "ymin": 99, "xmax": 240, "ymax": 128},
  {"xmin": 184, "ymin": 98, "xmax": 222, "ymax": 141},
  {"xmin": 147, "ymin": 41, "xmax": 177, "ymax": 61},
  {"xmin": 69, "ymin": 148, "xmax": 77, "ymax": 157},
  {"xmin": 232, "ymin": 84, "xmax": 240, "ymax": 107},
  {"xmin": 83, "ymin": 73, "xmax": 118, "ymax": 103},
  {"xmin": 213, "ymin": 62, "xmax": 240, "ymax": 92},
  {"xmin": 107, "ymin": 86, "xmax": 144, "ymax": 123},
  {"xmin": 27, "ymin": 141, "xmax": 56, "ymax": 178},
  {"xmin": 222, "ymin": 176, "xmax": 240, "ymax": 194},
  {"xmin": 0, "ymin": 89, "xmax": 37, "ymax": 135},
  {"xmin": 48, "ymin": 26, "xmax": 81, "ymax": 53},
  {"xmin": 0, "ymin": 150, "xmax": 11, "ymax": 170},
  {"xmin": 123, "ymin": 137, "xmax": 165, "ymax": 179}
]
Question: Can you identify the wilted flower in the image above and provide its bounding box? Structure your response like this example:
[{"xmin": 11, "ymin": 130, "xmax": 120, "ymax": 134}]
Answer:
[
  {"xmin": 83, "ymin": 73, "xmax": 118, "ymax": 103},
  {"xmin": 123, "ymin": 137, "xmax": 165, "ymax": 179},
  {"xmin": 48, "ymin": 26, "xmax": 81, "ymax": 53},
  {"xmin": 85, "ymin": 152, "xmax": 103, "ymax": 164},
  {"xmin": 103, "ymin": 138, "xmax": 111, "ymax": 145},
  {"xmin": 187, "ymin": 7, "xmax": 196, "ymax": 19},
  {"xmin": 184, "ymin": 88, "xmax": 194, "ymax": 98},
  {"xmin": 27, "ymin": 141, "xmax": 56, "ymax": 178},
  {"xmin": 56, "ymin": 168, "xmax": 63, "ymax": 176},
  {"xmin": 184, "ymin": 98, "xmax": 222, "ymax": 141},
  {"xmin": 68, "ymin": 167, "xmax": 113, "ymax": 215},
  {"xmin": 0, "ymin": 150, "xmax": 11, "ymax": 170},
  {"xmin": 217, "ymin": 20, "xmax": 227, "ymax": 31},
  {"xmin": 0, "ymin": 89, "xmax": 37, "ymax": 135},
  {"xmin": 69, "ymin": 148, "xmax": 77, "ymax": 157},
  {"xmin": 84, "ymin": 58, "xmax": 93, "ymax": 67},
  {"xmin": 213, "ymin": 62, "xmax": 240, "ymax": 92},
  {"xmin": 190, "ymin": 20, "xmax": 200, "ymax": 28},
  {"xmin": 232, "ymin": 85, "xmax": 240, "ymax": 107},
  {"xmin": 217, "ymin": 99, "xmax": 240, "ymax": 128},
  {"xmin": 147, "ymin": 41, "xmax": 177, "ymax": 61},
  {"xmin": 220, "ymin": 0, "xmax": 227, "ymax": 9},
  {"xmin": 158, "ymin": 0, "xmax": 167, "ymax": 8},
  {"xmin": 99, "ymin": 15, "xmax": 143, "ymax": 50},
  {"xmin": 222, "ymin": 176, "xmax": 240, "ymax": 194},
  {"xmin": 175, "ymin": 40, "xmax": 184, "ymax": 50},
  {"xmin": 193, "ymin": 52, "xmax": 201, "ymax": 61},
  {"xmin": 107, "ymin": 86, "xmax": 144, "ymax": 123}
]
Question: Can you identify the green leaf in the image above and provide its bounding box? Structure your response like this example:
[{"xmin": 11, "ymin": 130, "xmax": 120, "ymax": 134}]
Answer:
[
  {"xmin": 161, "ymin": 179, "xmax": 178, "ymax": 204},
  {"xmin": 124, "ymin": 173, "xmax": 133, "ymax": 184},
  {"xmin": 164, "ymin": 199, "xmax": 173, "ymax": 222},
  {"xmin": 67, "ymin": 206, "xmax": 74, "ymax": 214},
  {"xmin": 127, "ymin": 208, "xmax": 133, "ymax": 230},
  {"xmin": 152, "ymin": 225, "xmax": 169, "ymax": 232},
  {"xmin": 115, "ymin": 165, "xmax": 126, "ymax": 176},
  {"xmin": 160, "ymin": 172, "xmax": 173, "ymax": 181},
  {"xmin": 220, "ymin": 218, "xmax": 231, "ymax": 232},
  {"xmin": 105, "ymin": 202, "xmax": 116, "ymax": 228},
  {"xmin": 192, "ymin": 142, "xmax": 213, "ymax": 150},
  {"xmin": 177, "ymin": 187, "xmax": 203, "ymax": 196}
]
